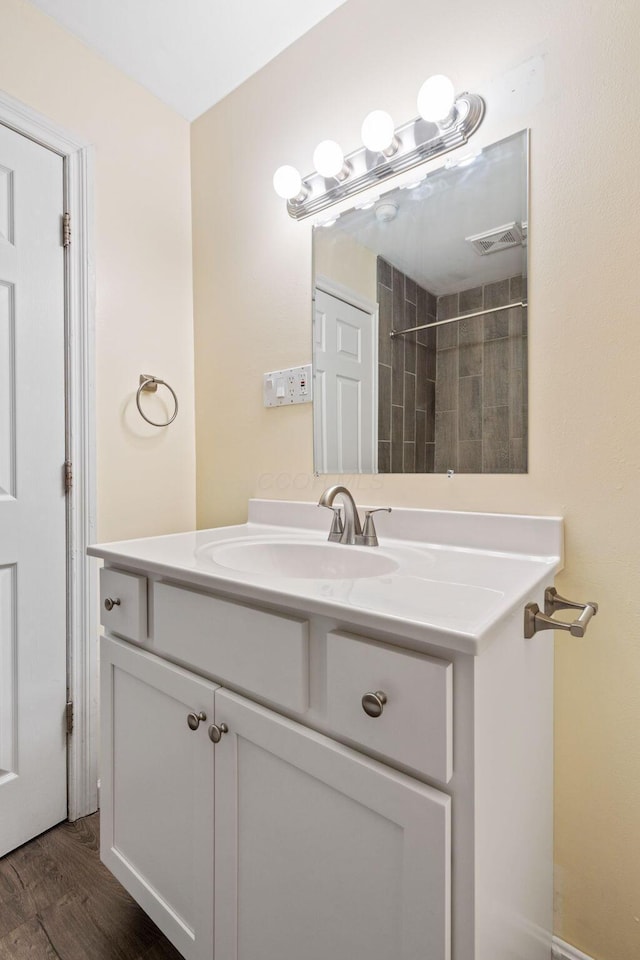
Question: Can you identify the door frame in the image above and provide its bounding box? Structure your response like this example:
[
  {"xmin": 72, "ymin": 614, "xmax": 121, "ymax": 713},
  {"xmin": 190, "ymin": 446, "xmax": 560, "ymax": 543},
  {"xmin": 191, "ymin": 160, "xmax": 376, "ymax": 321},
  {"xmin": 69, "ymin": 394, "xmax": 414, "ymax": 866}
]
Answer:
[
  {"xmin": 0, "ymin": 90, "xmax": 97, "ymax": 821},
  {"xmin": 313, "ymin": 275, "xmax": 379, "ymax": 473}
]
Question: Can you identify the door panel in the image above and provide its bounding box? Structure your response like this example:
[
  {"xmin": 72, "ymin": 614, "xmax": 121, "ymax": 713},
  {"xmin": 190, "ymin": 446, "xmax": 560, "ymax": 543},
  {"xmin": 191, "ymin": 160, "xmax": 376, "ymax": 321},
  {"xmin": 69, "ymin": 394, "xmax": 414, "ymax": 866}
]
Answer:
[
  {"xmin": 313, "ymin": 288, "xmax": 377, "ymax": 473},
  {"xmin": 214, "ymin": 688, "xmax": 451, "ymax": 960},
  {"xmin": 100, "ymin": 637, "xmax": 216, "ymax": 960},
  {"xmin": 0, "ymin": 123, "xmax": 66, "ymax": 856}
]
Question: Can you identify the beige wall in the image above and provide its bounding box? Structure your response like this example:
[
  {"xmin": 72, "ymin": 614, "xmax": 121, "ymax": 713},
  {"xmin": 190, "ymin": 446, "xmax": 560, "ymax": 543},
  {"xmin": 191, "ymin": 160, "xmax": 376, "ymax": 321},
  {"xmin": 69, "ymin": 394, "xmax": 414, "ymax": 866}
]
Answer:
[
  {"xmin": 192, "ymin": 0, "xmax": 640, "ymax": 956},
  {"xmin": 0, "ymin": 0, "xmax": 195, "ymax": 541},
  {"xmin": 314, "ymin": 229, "xmax": 377, "ymax": 304}
]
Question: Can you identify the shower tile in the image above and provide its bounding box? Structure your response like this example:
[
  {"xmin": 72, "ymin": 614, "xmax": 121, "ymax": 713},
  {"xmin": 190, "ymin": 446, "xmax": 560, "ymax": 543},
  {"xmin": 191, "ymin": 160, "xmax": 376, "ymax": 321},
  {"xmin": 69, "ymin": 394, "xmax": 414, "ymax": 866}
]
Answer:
[
  {"xmin": 378, "ymin": 441, "xmax": 391, "ymax": 473},
  {"xmin": 459, "ymin": 376, "xmax": 482, "ymax": 441},
  {"xmin": 483, "ymin": 404, "xmax": 509, "ymax": 442},
  {"xmin": 403, "ymin": 442, "xmax": 416, "ymax": 473},
  {"xmin": 483, "ymin": 338, "xmax": 509, "ymax": 406},
  {"xmin": 392, "ymin": 268, "xmax": 405, "ymax": 329},
  {"xmin": 436, "ymin": 349, "xmax": 458, "ymax": 411},
  {"xmin": 459, "ymin": 286, "xmax": 483, "ymax": 314},
  {"xmin": 378, "ymin": 363, "xmax": 392, "ymax": 441},
  {"xmin": 484, "ymin": 311, "xmax": 510, "ymax": 341},
  {"xmin": 483, "ymin": 440, "xmax": 509, "ymax": 473},
  {"xmin": 377, "ymin": 257, "xmax": 392, "ymax": 289},
  {"xmin": 391, "ymin": 338, "xmax": 404, "ymax": 406},
  {"xmin": 459, "ymin": 441, "xmax": 483, "ymax": 473},
  {"xmin": 391, "ymin": 405, "xmax": 404, "ymax": 472},
  {"xmin": 509, "ymin": 437, "xmax": 527, "ymax": 473},
  {"xmin": 435, "ymin": 410, "xmax": 458, "ymax": 473},
  {"xmin": 484, "ymin": 279, "xmax": 510, "ymax": 309},
  {"xmin": 378, "ymin": 283, "xmax": 393, "ymax": 366},
  {"xmin": 425, "ymin": 443, "xmax": 435, "ymax": 473},
  {"xmin": 459, "ymin": 341, "xmax": 482, "ymax": 378},
  {"xmin": 403, "ymin": 373, "xmax": 416, "ymax": 441},
  {"xmin": 405, "ymin": 275, "xmax": 417, "ymax": 304}
]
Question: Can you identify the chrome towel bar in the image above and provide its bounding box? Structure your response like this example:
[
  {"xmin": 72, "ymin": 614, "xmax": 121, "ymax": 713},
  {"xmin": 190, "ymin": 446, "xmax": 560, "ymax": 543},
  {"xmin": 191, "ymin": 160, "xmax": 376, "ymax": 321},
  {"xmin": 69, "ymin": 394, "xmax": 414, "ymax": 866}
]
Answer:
[{"xmin": 524, "ymin": 587, "xmax": 598, "ymax": 639}]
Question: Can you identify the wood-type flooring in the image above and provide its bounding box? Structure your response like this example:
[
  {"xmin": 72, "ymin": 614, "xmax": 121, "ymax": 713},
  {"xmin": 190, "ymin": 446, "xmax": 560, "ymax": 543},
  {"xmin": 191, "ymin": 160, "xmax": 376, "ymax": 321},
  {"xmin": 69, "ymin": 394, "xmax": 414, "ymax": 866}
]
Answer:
[{"xmin": 0, "ymin": 814, "xmax": 182, "ymax": 959}]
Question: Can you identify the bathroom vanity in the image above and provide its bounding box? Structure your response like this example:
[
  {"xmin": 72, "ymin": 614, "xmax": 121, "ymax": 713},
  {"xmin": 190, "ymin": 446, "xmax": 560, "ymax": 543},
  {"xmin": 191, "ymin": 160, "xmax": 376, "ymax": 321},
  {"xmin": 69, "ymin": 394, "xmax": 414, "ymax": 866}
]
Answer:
[{"xmin": 89, "ymin": 499, "xmax": 564, "ymax": 960}]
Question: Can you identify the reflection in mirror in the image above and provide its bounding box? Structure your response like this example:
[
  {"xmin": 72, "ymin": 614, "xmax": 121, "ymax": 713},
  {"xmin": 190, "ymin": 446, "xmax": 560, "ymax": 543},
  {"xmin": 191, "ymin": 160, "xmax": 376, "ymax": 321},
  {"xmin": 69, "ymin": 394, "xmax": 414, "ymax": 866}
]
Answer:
[{"xmin": 312, "ymin": 130, "xmax": 528, "ymax": 474}]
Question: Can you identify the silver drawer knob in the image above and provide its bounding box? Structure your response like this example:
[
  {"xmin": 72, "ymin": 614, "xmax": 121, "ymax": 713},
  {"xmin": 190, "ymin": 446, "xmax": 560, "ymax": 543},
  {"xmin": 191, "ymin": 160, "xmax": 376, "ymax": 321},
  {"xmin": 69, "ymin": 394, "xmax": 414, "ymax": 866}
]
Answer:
[
  {"xmin": 187, "ymin": 711, "xmax": 207, "ymax": 731},
  {"xmin": 361, "ymin": 691, "xmax": 387, "ymax": 718},
  {"xmin": 104, "ymin": 597, "xmax": 121, "ymax": 611},
  {"xmin": 208, "ymin": 722, "xmax": 229, "ymax": 743}
]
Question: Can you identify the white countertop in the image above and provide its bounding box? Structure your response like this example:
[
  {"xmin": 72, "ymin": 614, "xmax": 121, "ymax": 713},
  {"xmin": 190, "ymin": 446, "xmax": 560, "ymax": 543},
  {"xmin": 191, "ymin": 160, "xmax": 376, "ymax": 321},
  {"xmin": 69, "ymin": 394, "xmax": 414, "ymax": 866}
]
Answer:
[{"xmin": 88, "ymin": 499, "xmax": 563, "ymax": 655}]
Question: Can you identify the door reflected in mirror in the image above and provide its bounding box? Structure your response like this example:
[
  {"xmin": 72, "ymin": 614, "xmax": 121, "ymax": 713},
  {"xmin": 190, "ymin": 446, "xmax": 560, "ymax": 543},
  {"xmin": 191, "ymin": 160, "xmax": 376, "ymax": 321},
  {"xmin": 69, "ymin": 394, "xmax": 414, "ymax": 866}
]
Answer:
[{"xmin": 312, "ymin": 130, "xmax": 528, "ymax": 474}]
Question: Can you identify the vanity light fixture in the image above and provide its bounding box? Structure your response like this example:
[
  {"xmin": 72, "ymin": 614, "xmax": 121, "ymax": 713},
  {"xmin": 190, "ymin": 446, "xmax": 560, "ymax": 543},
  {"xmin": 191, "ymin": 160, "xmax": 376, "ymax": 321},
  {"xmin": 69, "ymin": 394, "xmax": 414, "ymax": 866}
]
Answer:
[
  {"xmin": 361, "ymin": 110, "xmax": 399, "ymax": 156},
  {"xmin": 273, "ymin": 74, "xmax": 485, "ymax": 220},
  {"xmin": 416, "ymin": 74, "xmax": 456, "ymax": 125},
  {"xmin": 313, "ymin": 140, "xmax": 351, "ymax": 180},
  {"xmin": 272, "ymin": 164, "xmax": 307, "ymax": 201}
]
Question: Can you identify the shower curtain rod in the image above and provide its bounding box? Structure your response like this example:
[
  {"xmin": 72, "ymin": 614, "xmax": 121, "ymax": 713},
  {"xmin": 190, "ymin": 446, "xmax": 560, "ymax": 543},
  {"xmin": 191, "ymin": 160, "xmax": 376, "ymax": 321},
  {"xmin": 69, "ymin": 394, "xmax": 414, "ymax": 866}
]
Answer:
[{"xmin": 390, "ymin": 299, "xmax": 527, "ymax": 339}]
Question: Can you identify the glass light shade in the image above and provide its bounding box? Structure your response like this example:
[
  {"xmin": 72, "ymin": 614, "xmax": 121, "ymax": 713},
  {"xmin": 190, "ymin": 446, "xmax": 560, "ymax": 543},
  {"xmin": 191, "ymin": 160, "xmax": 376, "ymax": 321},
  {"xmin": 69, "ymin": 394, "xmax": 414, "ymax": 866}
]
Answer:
[
  {"xmin": 361, "ymin": 110, "xmax": 396, "ymax": 152},
  {"xmin": 313, "ymin": 140, "xmax": 345, "ymax": 178},
  {"xmin": 273, "ymin": 165, "xmax": 303, "ymax": 200},
  {"xmin": 417, "ymin": 75, "xmax": 456, "ymax": 123}
]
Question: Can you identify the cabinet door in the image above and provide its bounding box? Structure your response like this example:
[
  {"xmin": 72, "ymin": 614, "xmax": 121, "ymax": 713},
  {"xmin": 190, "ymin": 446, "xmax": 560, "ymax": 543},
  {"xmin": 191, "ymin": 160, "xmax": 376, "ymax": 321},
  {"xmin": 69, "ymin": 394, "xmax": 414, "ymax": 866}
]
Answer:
[
  {"xmin": 100, "ymin": 636, "xmax": 217, "ymax": 960},
  {"xmin": 213, "ymin": 689, "xmax": 451, "ymax": 960}
]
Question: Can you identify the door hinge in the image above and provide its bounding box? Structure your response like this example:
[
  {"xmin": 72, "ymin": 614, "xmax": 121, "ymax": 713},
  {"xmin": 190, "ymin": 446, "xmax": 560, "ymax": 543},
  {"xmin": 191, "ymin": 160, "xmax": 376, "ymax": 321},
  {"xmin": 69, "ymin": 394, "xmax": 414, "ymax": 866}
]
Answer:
[
  {"xmin": 66, "ymin": 701, "xmax": 74, "ymax": 735},
  {"xmin": 63, "ymin": 212, "xmax": 71, "ymax": 248},
  {"xmin": 64, "ymin": 460, "xmax": 72, "ymax": 494}
]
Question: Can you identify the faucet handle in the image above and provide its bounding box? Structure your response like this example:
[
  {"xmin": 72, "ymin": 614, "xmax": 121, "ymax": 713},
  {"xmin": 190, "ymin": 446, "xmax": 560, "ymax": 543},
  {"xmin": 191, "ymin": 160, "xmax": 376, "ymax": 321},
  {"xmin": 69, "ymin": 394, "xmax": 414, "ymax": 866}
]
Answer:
[
  {"xmin": 361, "ymin": 508, "xmax": 392, "ymax": 546},
  {"xmin": 319, "ymin": 504, "xmax": 344, "ymax": 542}
]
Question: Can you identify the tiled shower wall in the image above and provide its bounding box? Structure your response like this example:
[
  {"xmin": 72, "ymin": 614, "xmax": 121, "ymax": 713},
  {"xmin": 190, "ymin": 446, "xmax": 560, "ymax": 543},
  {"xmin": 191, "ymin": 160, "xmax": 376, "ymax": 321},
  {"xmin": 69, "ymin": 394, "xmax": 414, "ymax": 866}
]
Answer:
[
  {"xmin": 377, "ymin": 257, "xmax": 438, "ymax": 472},
  {"xmin": 377, "ymin": 261, "xmax": 527, "ymax": 473},
  {"xmin": 434, "ymin": 276, "xmax": 528, "ymax": 473}
]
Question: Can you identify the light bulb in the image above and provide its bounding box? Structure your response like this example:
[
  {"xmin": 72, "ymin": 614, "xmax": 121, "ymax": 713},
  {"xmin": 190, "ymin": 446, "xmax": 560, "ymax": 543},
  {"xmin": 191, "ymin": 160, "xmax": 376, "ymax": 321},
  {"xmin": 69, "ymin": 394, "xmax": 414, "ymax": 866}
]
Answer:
[
  {"xmin": 361, "ymin": 110, "xmax": 396, "ymax": 153},
  {"xmin": 313, "ymin": 140, "xmax": 346, "ymax": 178},
  {"xmin": 417, "ymin": 75, "xmax": 456, "ymax": 123},
  {"xmin": 273, "ymin": 165, "xmax": 303, "ymax": 200}
]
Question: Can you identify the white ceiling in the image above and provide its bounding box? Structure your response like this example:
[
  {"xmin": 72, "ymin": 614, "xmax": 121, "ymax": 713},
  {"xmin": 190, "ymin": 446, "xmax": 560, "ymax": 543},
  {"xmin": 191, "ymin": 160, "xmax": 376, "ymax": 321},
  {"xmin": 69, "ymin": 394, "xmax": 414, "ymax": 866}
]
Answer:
[
  {"xmin": 324, "ymin": 132, "xmax": 528, "ymax": 296},
  {"xmin": 28, "ymin": 0, "xmax": 348, "ymax": 120}
]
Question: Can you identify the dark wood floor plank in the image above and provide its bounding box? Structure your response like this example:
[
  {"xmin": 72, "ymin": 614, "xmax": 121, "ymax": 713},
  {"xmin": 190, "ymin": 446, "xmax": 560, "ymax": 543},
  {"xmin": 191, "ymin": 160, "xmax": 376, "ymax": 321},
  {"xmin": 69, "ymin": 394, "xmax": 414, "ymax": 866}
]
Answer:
[
  {"xmin": 0, "ymin": 859, "xmax": 38, "ymax": 939},
  {"xmin": 0, "ymin": 916, "xmax": 60, "ymax": 959},
  {"xmin": 39, "ymin": 892, "xmax": 133, "ymax": 960},
  {"xmin": 0, "ymin": 815, "xmax": 183, "ymax": 960}
]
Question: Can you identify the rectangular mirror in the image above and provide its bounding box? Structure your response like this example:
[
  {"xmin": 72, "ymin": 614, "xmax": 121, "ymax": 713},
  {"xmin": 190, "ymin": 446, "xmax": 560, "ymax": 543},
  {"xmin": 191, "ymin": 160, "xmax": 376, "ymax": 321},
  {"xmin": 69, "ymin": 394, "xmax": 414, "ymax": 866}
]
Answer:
[{"xmin": 312, "ymin": 129, "xmax": 528, "ymax": 474}]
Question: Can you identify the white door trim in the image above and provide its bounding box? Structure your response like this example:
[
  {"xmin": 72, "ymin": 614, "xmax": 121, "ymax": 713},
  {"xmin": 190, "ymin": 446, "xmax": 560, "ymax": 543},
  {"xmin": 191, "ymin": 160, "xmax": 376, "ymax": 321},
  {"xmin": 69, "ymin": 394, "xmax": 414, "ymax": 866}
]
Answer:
[
  {"xmin": 0, "ymin": 89, "xmax": 97, "ymax": 821},
  {"xmin": 551, "ymin": 937, "xmax": 595, "ymax": 960}
]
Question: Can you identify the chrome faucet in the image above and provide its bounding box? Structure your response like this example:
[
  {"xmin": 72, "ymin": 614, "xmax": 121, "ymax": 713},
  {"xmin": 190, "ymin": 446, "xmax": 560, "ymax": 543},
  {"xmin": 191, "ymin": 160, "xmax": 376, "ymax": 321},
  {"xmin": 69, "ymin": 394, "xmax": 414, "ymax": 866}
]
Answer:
[{"xmin": 318, "ymin": 485, "xmax": 391, "ymax": 547}]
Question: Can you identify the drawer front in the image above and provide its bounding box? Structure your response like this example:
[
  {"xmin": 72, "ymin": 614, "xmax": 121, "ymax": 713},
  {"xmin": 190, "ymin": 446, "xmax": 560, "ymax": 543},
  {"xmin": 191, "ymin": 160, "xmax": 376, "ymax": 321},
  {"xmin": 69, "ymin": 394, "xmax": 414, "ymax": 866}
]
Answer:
[
  {"xmin": 100, "ymin": 568, "xmax": 148, "ymax": 643},
  {"xmin": 152, "ymin": 582, "xmax": 309, "ymax": 713},
  {"xmin": 325, "ymin": 631, "xmax": 452, "ymax": 782}
]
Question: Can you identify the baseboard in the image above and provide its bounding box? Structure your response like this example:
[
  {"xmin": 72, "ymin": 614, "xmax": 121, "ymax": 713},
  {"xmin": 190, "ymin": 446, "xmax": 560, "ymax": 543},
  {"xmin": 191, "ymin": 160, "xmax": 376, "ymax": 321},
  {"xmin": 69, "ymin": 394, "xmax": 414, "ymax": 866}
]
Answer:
[{"xmin": 552, "ymin": 936, "xmax": 596, "ymax": 960}]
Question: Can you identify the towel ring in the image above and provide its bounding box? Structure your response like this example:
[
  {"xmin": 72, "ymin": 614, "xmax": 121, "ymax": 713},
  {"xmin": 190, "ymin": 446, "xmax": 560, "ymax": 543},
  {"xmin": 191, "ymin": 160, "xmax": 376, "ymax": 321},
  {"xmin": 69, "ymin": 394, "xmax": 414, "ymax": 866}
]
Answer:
[{"xmin": 136, "ymin": 374, "xmax": 178, "ymax": 427}]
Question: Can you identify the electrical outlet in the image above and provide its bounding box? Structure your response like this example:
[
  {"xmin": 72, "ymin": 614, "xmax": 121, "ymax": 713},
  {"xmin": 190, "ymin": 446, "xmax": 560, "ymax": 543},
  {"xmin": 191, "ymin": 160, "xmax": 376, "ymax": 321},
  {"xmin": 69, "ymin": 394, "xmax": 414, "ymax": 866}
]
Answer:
[{"xmin": 264, "ymin": 364, "xmax": 313, "ymax": 407}]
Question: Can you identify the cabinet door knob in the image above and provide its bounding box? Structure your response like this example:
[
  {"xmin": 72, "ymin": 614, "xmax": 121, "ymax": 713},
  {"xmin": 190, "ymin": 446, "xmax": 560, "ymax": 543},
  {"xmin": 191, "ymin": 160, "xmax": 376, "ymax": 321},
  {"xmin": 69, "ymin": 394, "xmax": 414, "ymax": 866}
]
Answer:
[
  {"xmin": 361, "ymin": 691, "xmax": 387, "ymax": 718},
  {"xmin": 208, "ymin": 723, "xmax": 229, "ymax": 743},
  {"xmin": 104, "ymin": 597, "xmax": 121, "ymax": 611},
  {"xmin": 187, "ymin": 711, "xmax": 207, "ymax": 731}
]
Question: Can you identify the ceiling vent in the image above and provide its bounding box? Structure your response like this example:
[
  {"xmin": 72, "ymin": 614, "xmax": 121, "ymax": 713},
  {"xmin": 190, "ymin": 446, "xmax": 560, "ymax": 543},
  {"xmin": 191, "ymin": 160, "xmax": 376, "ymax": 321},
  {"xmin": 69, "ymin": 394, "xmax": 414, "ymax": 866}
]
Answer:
[{"xmin": 466, "ymin": 221, "xmax": 526, "ymax": 256}]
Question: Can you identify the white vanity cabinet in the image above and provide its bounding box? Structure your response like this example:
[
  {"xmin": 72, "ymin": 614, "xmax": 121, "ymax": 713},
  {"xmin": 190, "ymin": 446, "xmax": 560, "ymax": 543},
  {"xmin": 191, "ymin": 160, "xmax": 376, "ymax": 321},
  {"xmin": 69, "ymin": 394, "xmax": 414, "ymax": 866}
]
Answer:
[
  {"xmin": 91, "ymin": 500, "xmax": 563, "ymax": 960},
  {"xmin": 101, "ymin": 632, "xmax": 450, "ymax": 960}
]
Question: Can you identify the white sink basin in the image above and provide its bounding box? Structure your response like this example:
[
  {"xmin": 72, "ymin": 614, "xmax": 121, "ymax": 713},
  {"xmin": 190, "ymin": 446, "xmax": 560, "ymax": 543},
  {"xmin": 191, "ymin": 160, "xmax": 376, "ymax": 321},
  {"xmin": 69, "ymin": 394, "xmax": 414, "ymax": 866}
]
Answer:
[{"xmin": 201, "ymin": 539, "xmax": 399, "ymax": 580}]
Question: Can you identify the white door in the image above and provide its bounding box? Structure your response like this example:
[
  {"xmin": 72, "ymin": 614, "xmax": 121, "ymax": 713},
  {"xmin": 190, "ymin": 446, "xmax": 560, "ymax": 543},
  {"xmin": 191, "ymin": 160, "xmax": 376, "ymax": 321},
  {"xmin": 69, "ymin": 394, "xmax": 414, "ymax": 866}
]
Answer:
[
  {"xmin": 214, "ymin": 688, "xmax": 451, "ymax": 960},
  {"xmin": 0, "ymin": 124, "xmax": 67, "ymax": 856},
  {"xmin": 100, "ymin": 636, "xmax": 216, "ymax": 960},
  {"xmin": 314, "ymin": 288, "xmax": 377, "ymax": 473}
]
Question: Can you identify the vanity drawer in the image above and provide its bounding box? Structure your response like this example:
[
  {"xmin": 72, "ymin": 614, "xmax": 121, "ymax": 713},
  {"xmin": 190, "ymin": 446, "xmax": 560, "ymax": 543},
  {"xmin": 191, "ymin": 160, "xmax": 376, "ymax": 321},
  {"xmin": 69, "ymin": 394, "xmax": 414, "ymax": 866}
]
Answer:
[
  {"xmin": 325, "ymin": 631, "xmax": 453, "ymax": 782},
  {"xmin": 100, "ymin": 568, "xmax": 148, "ymax": 644},
  {"xmin": 152, "ymin": 582, "xmax": 309, "ymax": 713}
]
